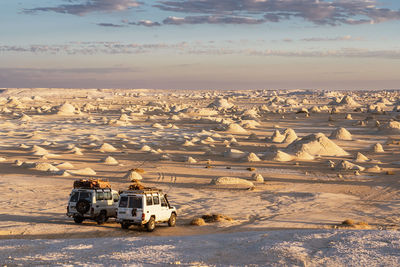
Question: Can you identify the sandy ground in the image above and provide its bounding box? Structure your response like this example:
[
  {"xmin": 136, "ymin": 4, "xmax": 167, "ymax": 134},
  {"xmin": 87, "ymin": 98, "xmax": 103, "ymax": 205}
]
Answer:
[{"xmin": 0, "ymin": 88, "xmax": 400, "ymax": 265}]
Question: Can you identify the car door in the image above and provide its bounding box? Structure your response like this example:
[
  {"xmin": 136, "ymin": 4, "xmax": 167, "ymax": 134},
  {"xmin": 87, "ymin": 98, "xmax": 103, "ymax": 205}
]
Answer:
[{"xmin": 159, "ymin": 194, "xmax": 171, "ymax": 221}]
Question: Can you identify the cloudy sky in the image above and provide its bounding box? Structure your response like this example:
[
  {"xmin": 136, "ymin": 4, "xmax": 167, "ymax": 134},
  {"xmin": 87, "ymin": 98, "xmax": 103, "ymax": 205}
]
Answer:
[{"xmin": 1, "ymin": 0, "xmax": 400, "ymax": 89}]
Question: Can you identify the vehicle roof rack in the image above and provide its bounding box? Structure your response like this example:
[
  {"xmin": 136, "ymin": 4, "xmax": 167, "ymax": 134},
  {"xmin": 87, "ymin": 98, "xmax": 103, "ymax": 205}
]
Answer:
[
  {"xmin": 123, "ymin": 187, "xmax": 163, "ymax": 194},
  {"xmin": 73, "ymin": 178, "xmax": 111, "ymax": 189}
]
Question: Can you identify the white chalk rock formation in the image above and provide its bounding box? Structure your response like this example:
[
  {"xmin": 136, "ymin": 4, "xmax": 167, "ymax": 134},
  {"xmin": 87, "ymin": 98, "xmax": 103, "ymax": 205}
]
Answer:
[
  {"xmin": 354, "ymin": 152, "xmax": 369, "ymax": 163},
  {"xmin": 271, "ymin": 130, "xmax": 285, "ymax": 143},
  {"xmin": 379, "ymin": 121, "xmax": 400, "ymax": 134},
  {"xmin": 207, "ymin": 98, "xmax": 234, "ymax": 109},
  {"xmin": 98, "ymin": 143, "xmax": 118, "ymax": 152},
  {"xmin": 251, "ymin": 173, "xmax": 264, "ymax": 182},
  {"xmin": 101, "ymin": 156, "xmax": 119, "ymax": 165},
  {"xmin": 124, "ymin": 169, "xmax": 143, "ymax": 181},
  {"xmin": 225, "ymin": 123, "xmax": 248, "ymax": 134},
  {"xmin": 246, "ymin": 152, "xmax": 261, "ymax": 162},
  {"xmin": 57, "ymin": 102, "xmax": 77, "ymax": 115},
  {"xmin": 224, "ymin": 149, "xmax": 246, "ymax": 159},
  {"xmin": 373, "ymin": 143, "xmax": 384, "ymax": 153},
  {"xmin": 295, "ymin": 151, "xmax": 315, "ymax": 161},
  {"xmin": 273, "ymin": 150, "xmax": 294, "ymax": 162},
  {"xmin": 186, "ymin": 156, "xmax": 197, "ymax": 163},
  {"xmin": 329, "ymin": 127, "xmax": 352, "ymax": 140},
  {"xmin": 286, "ymin": 133, "xmax": 349, "ymax": 157},
  {"xmin": 336, "ymin": 160, "xmax": 365, "ymax": 171}
]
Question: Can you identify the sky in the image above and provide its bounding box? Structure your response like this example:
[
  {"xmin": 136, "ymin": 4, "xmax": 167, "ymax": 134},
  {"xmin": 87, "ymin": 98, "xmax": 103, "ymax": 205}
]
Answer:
[{"xmin": 1, "ymin": 0, "xmax": 400, "ymax": 90}]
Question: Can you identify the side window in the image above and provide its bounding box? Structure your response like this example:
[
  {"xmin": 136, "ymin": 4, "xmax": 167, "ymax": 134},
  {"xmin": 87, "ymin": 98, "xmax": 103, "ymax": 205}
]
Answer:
[
  {"xmin": 96, "ymin": 191, "xmax": 104, "ymax": 201},
  {"xmin": 119, "ymin": 196, "xmax": 128, "ymax": 207},
  {"xmin": 70, "ymin": 192, "xmax": 79, "ymax": 202},
  {"xmin": 160, "ymin": 196, "xmax": 168, "ymax": 207},
  {"xmin": 153, "ymin": 196, "xmax": 160, "ymax": 205},
  {"xmin": 104, "ymin": 191, "xmax": 112, "ymax": 200},
  {"xmin": 146, "ymin": 196, "xmax": 153, "ymax": 206}
]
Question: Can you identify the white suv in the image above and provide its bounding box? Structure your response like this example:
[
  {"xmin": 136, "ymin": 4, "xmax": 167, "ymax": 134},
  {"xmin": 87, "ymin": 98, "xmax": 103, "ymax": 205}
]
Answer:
[
  {"xmin": 117, "ymin": 189, "xmax": 177, "ymax": 231},
  {"xmin": 67, "ymin": 188, "xmax": 120, "ymax": 224}
]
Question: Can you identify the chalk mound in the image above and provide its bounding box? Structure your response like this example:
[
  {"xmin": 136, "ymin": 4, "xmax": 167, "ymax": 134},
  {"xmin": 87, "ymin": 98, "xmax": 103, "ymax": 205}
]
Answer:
[
  {"xmin": 210, "ymin": 177, "xmax": 254, "ymax": 187},
  {"xmin": 186, "ymin": 156, "xmax": 197, "ymax": 164},
  {"xmin": 372, "ymin": 143, "xmax": 384, "ymax": 153},
  {"xmin": 336, "ymin": 160, "xmax": 365, "ymax": 171},
  {"xmin": 224, "ymin": 149, "xmax": 246, "ymax": 159},
  {"xmin": 32, "ymin": 162, "xmax": 59, "ymax": 172},
  {"xmin": 366, "ymin": 165, "xmax": 382, "ymax": 173},
  {"xmin": 272, "ymin": 150, "xmax": 294, "ymax": 162},
  {"xmin": 225, "ymin": 123, "xmax": 248, "ymax": 134},
  {"xmin": 124, "ymin": 169, "xmax": 143, "ymax": 181},
  {"xmin": 354, "ymin": 152, "xmax": 369, "ymax": 163},
  {"xmin": 251, "ymin": 173, "xmax": 264, "ymax": 182},
  {"xmin": 70, "ymin": 147, "xmax": 83, "ymax": 155},
  {"xmin": 182, "ymin": 140, "xmax": 195, "ymax": 147},
  {"xmin": 31, "ymin": 145, "xmax": 48, "ymax": 156},
  {"xmin": 57, "ymin": 102, "xmax": 77, "ymax": 115},
  {"xmin": 286, "ymin": 133, "xmax": 349, "ymax": 157},
  {"xmin": 207, "ymin": 98, "xmax": 233, "ymax": 109},
  {"xmin": 140, "ymin": 145, "xmax": 152, "ymax": 152},
  {"xmin": 19, "ymin": 113, "xmax": 32, "ymax": 122},
  {"xmin": 98, "ymin": 143, "xmax": 118, "ymax": 152},
  {"xmin": 246, "ymin": 152, "xmax": 261, "ymax": 162},
  {"xmin": 379, "ymin": 121, "xmax": 400, "ymax": 134},
  {"xmin": 329, "ymin": 127, "xmax": 352, "ymax": 140},
  {"xmin": 282, "ymin": 128, "xmax": 298, "ymax": 144},
  {"xmin": 69, "ymin": 167, "xmax": 96, "ymax": 176},
  {"xmin": 101, "ymin": 156, "xmax": 119, "ymax": 165},
  {"xmin": 56, "ymin": 162, "xmax": 75, "ymax": 169},
  {"xmin": 295, "ymin": 151, "xmax": 315, "ymax": 161},
  {"xmin": 337, "ymin": 95, "xmax": 360, "ymax": 107},
  {"xmin": 271, "ymin": 130, "xmax": 285, "ymax": 143}
]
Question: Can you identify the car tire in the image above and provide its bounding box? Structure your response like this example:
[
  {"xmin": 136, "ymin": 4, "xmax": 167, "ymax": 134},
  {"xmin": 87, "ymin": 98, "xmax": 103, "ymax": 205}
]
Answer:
[
  {"xmin": 76, "ymin": 200, "xmax": 90, "ymax": 214},
  {"xmin": 96, "ymin": 211, "xmax": 107, "ymax": 225},
  {"xmin": 73, "ymin": 215, "xmax": 84, "ymax": 224},
  {"xmin": 121, "ymin": 222, "xmax": 130, "ymax": 229},
  {"xmin": 168, "ymin": 213, "xmax": 176, "ymax": 227},
  {"xmin": 146, "ymin": 217, "xmax": 156, "ymax": 232}
]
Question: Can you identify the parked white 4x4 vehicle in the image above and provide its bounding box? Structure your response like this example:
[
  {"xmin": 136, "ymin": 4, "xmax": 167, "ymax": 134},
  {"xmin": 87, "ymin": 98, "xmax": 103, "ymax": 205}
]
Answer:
[
  {"xmin": 117, "ymin": 189, "xmax": 177, "ymax": 232},
  {"xmin": 67, "ymin": 179, "xmax": 119, "ymax": 224}
]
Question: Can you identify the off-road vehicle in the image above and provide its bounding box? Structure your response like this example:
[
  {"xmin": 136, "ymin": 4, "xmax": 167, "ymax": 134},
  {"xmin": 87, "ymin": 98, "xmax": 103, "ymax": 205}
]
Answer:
[
  {"xmin": 66, "ymin": 179, "xmax": 119, "ymax": 224},
  {"xmin": 117, "ymin": 188, "xmax": 177, "ymax": 232}
]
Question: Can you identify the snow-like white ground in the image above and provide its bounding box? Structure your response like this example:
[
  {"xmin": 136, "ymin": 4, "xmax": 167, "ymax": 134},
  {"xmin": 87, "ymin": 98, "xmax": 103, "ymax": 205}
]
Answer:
[{"xmin": 1, "ymin": 230, "xmax": 400, "ymax": 266}]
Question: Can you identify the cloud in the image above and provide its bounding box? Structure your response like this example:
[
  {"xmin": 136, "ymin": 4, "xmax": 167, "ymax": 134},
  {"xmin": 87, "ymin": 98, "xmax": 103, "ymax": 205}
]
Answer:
[
  {"xmin": 1, "ymin": 42, "xmax": 400, "ymax": 59},
  {"xmin": 154, "ymin": 0, "xmax": 400, "ymax": 25},
  {"xmin": 97, "ymin": 23, "xmax": 125, "ymax": 27},
  {"xmin": 162, "ymin": 15, "xmax": 265, "ymax": 25},
  {"xmin": 24, "ymin": 0, "xmax": 140, "ymax": 16},
  {"xmin": 301, "ymin": 35, "xmax": 363, "ymax": 42},
  {"xmin": 123, "ymin": 20, "xmax": 162, "ymax": 27}
]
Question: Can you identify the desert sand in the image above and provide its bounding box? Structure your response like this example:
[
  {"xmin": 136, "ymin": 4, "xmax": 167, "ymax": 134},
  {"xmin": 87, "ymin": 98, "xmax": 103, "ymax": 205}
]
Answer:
[{"xmin": 1, "ymin": 88, "xmax": 400, "ymax": 265}]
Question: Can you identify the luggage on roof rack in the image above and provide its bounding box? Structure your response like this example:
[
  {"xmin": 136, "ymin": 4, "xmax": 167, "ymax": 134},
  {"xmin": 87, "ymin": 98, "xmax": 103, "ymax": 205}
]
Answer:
[{"xmin": 73, "ymin": 178, "xmax": 111, "ymax": 189}]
